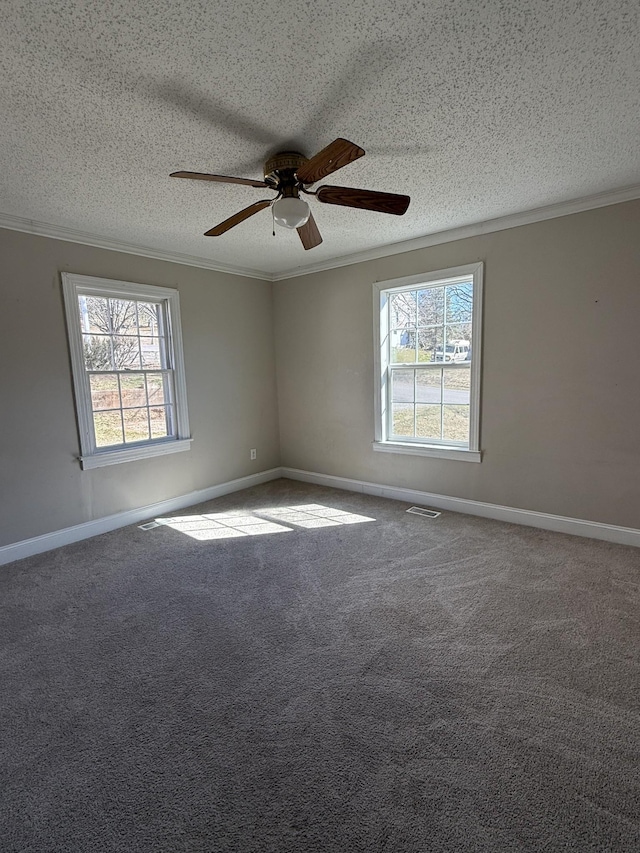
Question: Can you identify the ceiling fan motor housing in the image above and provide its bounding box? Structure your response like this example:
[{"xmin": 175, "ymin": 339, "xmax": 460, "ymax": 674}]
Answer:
[{"xmin": 263, "ymin": 151, "xmax": 309, "ymax": 188}]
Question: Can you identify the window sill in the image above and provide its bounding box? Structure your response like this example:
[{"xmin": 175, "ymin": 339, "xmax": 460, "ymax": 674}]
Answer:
[
  {"xmin": 372, "ymin": 441, "xmax": 481, "ymax": 463},
  {"xmin": 79, "ymin": 438, "xmax": 193, "ymax": 470}
]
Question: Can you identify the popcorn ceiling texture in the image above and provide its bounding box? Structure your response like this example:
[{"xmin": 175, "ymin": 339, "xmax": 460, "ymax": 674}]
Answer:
[{"xmin": 1, "ymin": 0, "xmax": 639, "ymax": 275}]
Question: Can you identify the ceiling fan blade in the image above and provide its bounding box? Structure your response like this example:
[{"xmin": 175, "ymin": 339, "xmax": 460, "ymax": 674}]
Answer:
[
  {"xmin": 204, "ymin": 200, "xmax": 272, "ymax": 236},
  {"xmin": 316, "ymin": 185, "xmax": 410, "ymax": 215},
  {"xmin": 296, "ymin": 138, "xmax": 365, "ymax": 185},
  {"xmin": 297, "ymin": 212, "xmax": 323, "ymax": 250},
  {"xmin": 171, "ymin": 170, "xmax": 268, "ymax": 188}
]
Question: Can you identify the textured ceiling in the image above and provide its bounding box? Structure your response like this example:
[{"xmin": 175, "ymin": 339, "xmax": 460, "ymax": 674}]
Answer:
[{"xmin": 1, "ymin": 0, "xmax": 639, "ymax": 278}]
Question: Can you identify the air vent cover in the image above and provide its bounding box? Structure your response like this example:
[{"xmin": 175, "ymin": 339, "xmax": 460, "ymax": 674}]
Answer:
[{"xmin": 406, "ymin": 506, "xmax": 441, "ymax": 519}]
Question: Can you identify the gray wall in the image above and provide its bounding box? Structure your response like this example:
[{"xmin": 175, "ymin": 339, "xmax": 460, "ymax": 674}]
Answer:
[
  {"xmin": 274, "ymin": 200, "xmax": 640, "ymax": 529},
  {"xmin": 3, "ymin": 199, "xmax": 639, "ymax": 549},
  {"xmin": 0, "ymin": 229, "xmax": 279, "ymax": 546}
]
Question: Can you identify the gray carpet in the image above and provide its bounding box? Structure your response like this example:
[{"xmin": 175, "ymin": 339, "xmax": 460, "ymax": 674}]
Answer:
[{"xmin": 1, "ymin": 479, "xmax": 639, "ymax": 852}]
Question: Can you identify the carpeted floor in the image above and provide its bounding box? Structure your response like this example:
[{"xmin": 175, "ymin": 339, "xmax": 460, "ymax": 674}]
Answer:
[{"xmin": 1, "ymin": 479, "xmax": 639, "ymax": 852}]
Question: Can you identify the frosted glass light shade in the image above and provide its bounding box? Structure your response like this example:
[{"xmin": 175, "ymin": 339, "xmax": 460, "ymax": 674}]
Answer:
[{"xmin": 272, "ymin": 197, "xmax": 310, "ymax": 229}]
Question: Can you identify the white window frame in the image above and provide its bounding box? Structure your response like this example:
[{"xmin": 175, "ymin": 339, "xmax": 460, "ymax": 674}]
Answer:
[
  {"xmin": 373, "ymin": 262, "xmax": 483, "ymax": 463},
  {"xmin": 62, "ymin": 273, "xmax": 192, "ymax": 470}
]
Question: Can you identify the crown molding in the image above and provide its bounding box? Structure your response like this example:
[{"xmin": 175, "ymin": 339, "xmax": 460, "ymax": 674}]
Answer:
[
  {"xmin": 0, "ymin": 213, "xmax": 269, "ymax": 280},
  {"xmin": 2, "ymin": 181, "xmax": 640, "ymax": 283},
  {"xmin": 271, "ymin": 182, "xmax": 640, "ymax": 280}
]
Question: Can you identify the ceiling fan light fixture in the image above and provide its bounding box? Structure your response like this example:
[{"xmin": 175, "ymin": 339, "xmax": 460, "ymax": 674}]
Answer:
[
  {"xmin": 272, "ymin": 196, "xmax": 310, "ymax": 230},
  {"xmin": 173, "ymin": 138, "xmax": 409, "ymax": 249}
]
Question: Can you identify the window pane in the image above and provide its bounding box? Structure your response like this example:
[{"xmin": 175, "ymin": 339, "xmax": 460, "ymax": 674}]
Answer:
[
  {"xmin": 391, "ymin": 369, "xmax": 415, "ymax": 403},
  {"xmin": 66, "ymin": 277, "xmax": 190, "ymax": 464},
  {"xmin": 90, "ymin": 374, "xmax": 120, "ymax": 410},
  {"xmin": 416, "ymin": 369, "xmax": 442, "ymax": 403},
  {"xmin": 120, "ymin": 374, "xmax": 147, "ymax": 408},
  {"xmin": 79, "ymin": 296, "xmax": 110, "ymax": 334},
  {"xmin": 123, "ymin": 408, "xmax": 150, "ymax": 443},
  {"xmin": 150, "ymin": 406, "xmax": 170, "ymax": 439},
  {"xmin": 416, "ymin": 404, "xmax": 442, "ymax": 440},
  {"xmin": 445, "ymin": 322, "xmax": 473, "ymax": 352},
  {"xmin": 112, "ymin": 335, "xmax": 141, "ymax": 369},
  {"xmin": 146, "ymin": 372, "xmax": 167, "ymax": 405},
  {"xmin": 94, "ymin": 411, "xmax": 123, "ymax": 447},
  {"xmin": 446, "ymin": 283, "xmax": 473, "ymax": 323},
  {"xmin": 380, "ymin": 268, "xmax": 479, "ymax": 456},
  {"xmin": 137, "ymin": 302, "xmax": 161, "ymax": 336},
  {"xmin": 108, "ymin": 298, "xmax": 138, "ymax": 335},
  {"xmin": 443, "ymin": 405, "xmax": 469, "ymax": 442},
  {"xmin": 390, "ymin": 328, "xmax": 416, "ymax": 363},
  {"xmin": 392, "ymin": 403, "xmax": 414, "ymax": 436},
  {"xmin": 418, "ymin": 287, "xmax": 444, "ymax": 327},
  {"xmin": 443, "ymin": 367, "xmax": 470, "ymax": 404},
  {"xmin": 390, "ymin": 291, "xmax": 416, "ymax": 329},
  {"xmin": 434, "ymin": 333, "xmax": 470, "ymax": 363},
  {"xmin": 83, "ymin": 334, "xmax": 113, "ymax": 370},
  {"xmin": 141, "ymin": 337, "xmax": 162, "ymax": 369},
  {"xmin": 417, "ymin": 327, "xmax": 443, "ymax": 362}
]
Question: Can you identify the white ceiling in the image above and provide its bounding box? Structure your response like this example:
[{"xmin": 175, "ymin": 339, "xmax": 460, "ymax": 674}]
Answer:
[{"xmin": 1, "ymin": 0, "xmax": 639, "ymax": 279}]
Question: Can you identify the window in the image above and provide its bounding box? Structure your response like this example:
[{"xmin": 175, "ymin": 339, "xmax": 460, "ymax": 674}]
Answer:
[
  {"xmin": 62, "ymin": 273, "xmax": 191, "ymax": 469},
  {"xmin": 373, "ymin": 263, "xmax": 483, "ymax": 462}
]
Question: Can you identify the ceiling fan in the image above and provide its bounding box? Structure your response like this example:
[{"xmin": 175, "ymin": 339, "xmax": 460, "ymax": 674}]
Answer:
[{"xmin": 170, "ymin": 138, "xmax": 410, "ymax": 250}]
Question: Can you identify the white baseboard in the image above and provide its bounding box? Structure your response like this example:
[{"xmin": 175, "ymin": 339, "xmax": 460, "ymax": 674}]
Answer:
[
  {"xmin": 0, "ymin": 468, "xmax": 282, "ymax": 566},
  {"xmin": 3, "ymin": 465, "xmax": 638, "ymax": 566},
  {"xmin": 281, "ymin": 467, "xmax": 640, "ymax": 548}
]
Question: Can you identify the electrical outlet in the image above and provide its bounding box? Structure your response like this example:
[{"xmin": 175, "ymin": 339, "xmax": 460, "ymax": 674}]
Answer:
[{"xmin": 250, "ymin": 449, "xmax": 257, "ymax": 460}]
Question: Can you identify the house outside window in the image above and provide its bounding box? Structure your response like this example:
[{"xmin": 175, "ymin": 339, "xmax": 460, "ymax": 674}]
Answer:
[
  {"xmin": 373, "ymin": 263, "xmax": 483, "ymax": 462},
  {"xmin": 62, "ymin": 273, "xmax": 191, "ymax": 469}
]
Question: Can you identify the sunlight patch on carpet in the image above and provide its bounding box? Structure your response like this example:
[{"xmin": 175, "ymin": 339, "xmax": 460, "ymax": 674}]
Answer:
[
  {"xmin": 260, "ymin": 504, "xmax": 375, "ymax": 528},
  {"xmin": 155, "ymin": 504, "xmax": 375, "ymax": 540}
]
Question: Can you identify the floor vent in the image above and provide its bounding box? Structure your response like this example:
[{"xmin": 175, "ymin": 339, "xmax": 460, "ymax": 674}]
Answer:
[
  {"xmin": 406, "ymin": 506, "xmax": 441, "ymax": 519},
  {"xmin": 138, "ymin": 521, "xmax": 161, "ymax": 530}
]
